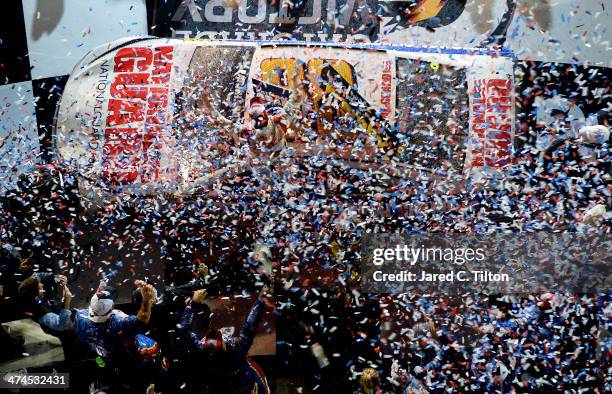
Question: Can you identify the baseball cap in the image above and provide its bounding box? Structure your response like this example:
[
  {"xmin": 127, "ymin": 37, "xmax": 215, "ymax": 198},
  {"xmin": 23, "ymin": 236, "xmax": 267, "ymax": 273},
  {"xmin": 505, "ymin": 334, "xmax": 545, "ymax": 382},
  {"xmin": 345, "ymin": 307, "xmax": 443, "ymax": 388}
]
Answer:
[{"xmin": 88, "ymin": 287, "xmax": 116, "ymax": 323}]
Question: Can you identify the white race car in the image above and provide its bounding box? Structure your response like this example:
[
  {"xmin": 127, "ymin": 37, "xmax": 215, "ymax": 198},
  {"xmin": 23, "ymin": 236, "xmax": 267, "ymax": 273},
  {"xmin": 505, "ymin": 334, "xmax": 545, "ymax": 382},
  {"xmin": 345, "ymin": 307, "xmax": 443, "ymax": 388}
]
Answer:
[{"xmin": 54, "ymin": 37, "xmax": 515, "ymax": 203}]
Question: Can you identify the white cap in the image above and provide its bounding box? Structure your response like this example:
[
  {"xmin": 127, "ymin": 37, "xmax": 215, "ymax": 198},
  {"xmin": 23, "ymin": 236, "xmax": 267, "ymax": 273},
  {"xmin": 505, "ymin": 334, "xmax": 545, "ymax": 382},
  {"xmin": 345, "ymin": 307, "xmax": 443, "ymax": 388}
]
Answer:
[{"xmin": 88, "ymin": 291, "xmax": 114, "ymax": 323}]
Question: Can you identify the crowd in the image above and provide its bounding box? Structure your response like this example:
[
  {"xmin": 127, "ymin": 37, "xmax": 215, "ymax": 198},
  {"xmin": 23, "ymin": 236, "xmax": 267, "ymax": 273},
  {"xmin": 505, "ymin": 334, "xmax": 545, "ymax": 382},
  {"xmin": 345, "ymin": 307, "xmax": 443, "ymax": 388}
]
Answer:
[
  {"xmin": 1, "ymin": 261, "xmax": 272, "ymax": 393},
  {"xmin": 0, "ymin": 69, "xmax": 610, "ymax": 393}
]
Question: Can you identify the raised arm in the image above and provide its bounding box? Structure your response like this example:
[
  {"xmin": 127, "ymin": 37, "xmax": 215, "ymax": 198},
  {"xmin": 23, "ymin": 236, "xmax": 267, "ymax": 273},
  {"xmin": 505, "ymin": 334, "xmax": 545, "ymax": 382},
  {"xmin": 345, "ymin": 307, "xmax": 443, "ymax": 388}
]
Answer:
[
  {"xmin": 37, "ymin": 283, "xmax": 73, "ymax": 331},
  {"xmin": 199, "ymin": 89, "xmax": 246, "ymax": 149},
  {"xmin": 200, "ymin": 91, "xmax": 231, "ymax": 127},
  {"xmin": 226, "ymin": 287, "xmax": 267, "ymax": 356},
  {"xmin": 179, "ymin": 289, "xmax": 225, "ymax": 352},
  {"xmin": 283, "ymin": 71, "xmax": 306, "ymax": 117},
  {"xmin": 137, "ymin": 284, "xmax": 155, "ymax": 324},
  {"xmin": 62, "ymin": 283, "xmax": 72, "ymax": 309},
  {"xmin": 189, "ymin": 157, "xmax": 251, "ymax": 193},
  {"xmin": 237, "ymin": 298, "xmax": 264, "ymax": 348}
]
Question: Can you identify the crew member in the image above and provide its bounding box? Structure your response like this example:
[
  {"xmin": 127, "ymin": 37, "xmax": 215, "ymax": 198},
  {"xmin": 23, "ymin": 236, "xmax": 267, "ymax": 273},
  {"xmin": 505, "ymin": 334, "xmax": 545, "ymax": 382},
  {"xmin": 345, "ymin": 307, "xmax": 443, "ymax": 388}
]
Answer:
[{"xmin": 179, "ymin": 286, "xmax": 271, "ymax": 393}]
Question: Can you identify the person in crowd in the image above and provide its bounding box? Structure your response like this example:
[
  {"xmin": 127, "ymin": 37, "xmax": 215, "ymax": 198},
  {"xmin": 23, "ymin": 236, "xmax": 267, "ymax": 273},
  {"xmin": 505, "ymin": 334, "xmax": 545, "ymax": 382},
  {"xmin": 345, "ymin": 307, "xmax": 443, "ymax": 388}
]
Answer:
[
  {"xmin": 117, "ymin": 332, "xmax": 169, "ymax": 393},
  {"xmin": 179, "ymin": 286, "xmax": 272, "ymax": 393},
  {"xmin": 359, "ymin": 368, "xmax": 382, "ymax": 394},
  {"xmin": 198, "ymin": 67, "xmax": 305, "ymax": 159},
  {"xmin": 17, "ymin": 272, "xmax": 73, "ymax": 331},
  {"xmin": 74, "ymin": 280, "xmax": 155, "ymax": 362}
]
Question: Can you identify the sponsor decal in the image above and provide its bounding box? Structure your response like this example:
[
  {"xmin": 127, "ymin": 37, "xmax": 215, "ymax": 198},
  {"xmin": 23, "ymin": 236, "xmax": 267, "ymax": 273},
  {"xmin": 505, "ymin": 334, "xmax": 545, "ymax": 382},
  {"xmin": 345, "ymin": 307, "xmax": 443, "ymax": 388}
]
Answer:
[
  {"xmin": 380, "ymin": 60, "xmax": 393, "ymax": 118},
  {"xmin": 102, "ymin": 46, "xmax": 174, "ymax": 184},
  {"xmin": 469, "ymin": 78, "xmax": 512, "ymax": 168},
  {"xmin": 250, "ymin": 50, "xmax": 394, "ymax": 150}
]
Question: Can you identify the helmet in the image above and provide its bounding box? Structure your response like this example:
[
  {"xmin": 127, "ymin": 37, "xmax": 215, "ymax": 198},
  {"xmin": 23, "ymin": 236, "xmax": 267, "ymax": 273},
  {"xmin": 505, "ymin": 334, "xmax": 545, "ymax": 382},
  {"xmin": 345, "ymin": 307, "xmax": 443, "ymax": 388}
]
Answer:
[
  {"xmin": 133, "ymin": 334, "xmax": 168, "ymax": 373},
  {"xmin": 248, "ymin": 97, "xmax": 269, "ymax": 129}
]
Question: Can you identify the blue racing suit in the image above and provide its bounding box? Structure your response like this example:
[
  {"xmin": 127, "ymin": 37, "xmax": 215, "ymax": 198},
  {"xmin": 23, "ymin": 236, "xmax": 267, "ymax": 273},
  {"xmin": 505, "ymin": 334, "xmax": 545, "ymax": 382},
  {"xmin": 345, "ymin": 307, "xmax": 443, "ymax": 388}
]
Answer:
[{"xmin": 74, "ymin": 309, "xmax": 144, "ymax": 363}]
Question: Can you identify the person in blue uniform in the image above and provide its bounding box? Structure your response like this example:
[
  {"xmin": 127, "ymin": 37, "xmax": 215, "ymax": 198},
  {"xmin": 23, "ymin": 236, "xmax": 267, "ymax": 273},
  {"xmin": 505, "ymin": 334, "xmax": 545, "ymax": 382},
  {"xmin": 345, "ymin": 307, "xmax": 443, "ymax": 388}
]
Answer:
[{"xmin": 74, "ymin": 281, "xmax": 155, "ymax": 363}]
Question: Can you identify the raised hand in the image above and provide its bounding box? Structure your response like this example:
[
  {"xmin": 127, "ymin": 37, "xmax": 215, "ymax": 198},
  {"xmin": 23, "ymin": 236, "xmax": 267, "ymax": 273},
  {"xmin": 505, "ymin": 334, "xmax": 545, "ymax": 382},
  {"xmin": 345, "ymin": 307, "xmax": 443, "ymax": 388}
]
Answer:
[
  {"xmin": 141, "ymin": 284, "xmax": 155, "ymax": 304},
  {"xmin": 192, "ymin": 288, "xmax": 208, "ymax": 304}
]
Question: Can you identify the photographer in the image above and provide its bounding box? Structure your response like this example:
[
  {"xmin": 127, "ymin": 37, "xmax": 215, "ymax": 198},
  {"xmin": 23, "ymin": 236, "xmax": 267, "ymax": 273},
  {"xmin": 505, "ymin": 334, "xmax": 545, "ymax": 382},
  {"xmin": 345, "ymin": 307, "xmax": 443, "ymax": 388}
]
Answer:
[{"xmin": 17, "ymin": 273, "xmax": 73, "ymax": 331}]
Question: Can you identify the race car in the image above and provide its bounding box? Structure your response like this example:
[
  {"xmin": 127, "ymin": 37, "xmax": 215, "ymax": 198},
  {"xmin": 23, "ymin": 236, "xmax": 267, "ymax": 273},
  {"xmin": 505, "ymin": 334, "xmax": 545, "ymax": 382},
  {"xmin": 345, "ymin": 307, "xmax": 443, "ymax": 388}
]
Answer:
[{"xmin": 54, "ymin": 37, "xmax": 516, "ymax": 204}]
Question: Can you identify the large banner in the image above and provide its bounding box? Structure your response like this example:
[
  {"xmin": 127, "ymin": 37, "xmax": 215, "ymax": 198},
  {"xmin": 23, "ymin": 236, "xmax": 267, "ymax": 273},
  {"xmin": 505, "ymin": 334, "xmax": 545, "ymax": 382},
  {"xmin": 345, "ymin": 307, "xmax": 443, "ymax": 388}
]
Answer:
[
  {"xmin": 147, "ymin": 1, "xmax": 612, "ymax": 67},
  {"xmin": 148, "ymin": 0, "xmax": 510, "ymax": 46}
]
